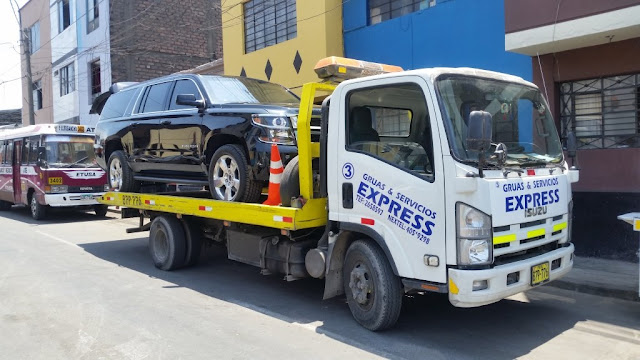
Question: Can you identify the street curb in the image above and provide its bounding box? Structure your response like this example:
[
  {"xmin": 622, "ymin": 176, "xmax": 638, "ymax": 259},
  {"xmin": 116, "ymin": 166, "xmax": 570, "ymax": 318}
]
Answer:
[{"xmin": 548, "ymin": 280, "xmax": 640, "ymax": 302}]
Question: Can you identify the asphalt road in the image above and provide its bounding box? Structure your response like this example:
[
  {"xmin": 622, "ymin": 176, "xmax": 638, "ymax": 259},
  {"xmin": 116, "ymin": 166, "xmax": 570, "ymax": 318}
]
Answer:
[{"xmin": 1, "ymin": 206, "xmax": 639, "ymax": 360}]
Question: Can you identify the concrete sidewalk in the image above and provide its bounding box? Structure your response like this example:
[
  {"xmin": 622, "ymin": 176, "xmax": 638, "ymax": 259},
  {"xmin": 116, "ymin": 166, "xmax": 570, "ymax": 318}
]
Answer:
[{"xmin": 549, "ymin": 256, "xmax": 640, "ymax": 302}]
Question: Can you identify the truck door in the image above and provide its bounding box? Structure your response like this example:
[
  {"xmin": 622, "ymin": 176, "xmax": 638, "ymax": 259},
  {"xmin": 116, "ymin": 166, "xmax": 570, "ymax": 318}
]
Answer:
[{"xmin": 328, "ymin": 77, "xmax": 447, "ymax": 283}]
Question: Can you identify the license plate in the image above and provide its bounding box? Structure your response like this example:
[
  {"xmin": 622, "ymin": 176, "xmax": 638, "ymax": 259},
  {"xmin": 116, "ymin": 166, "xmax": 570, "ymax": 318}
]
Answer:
[
  {"xmin": 531, "ymin": 262, "xmax": 550, "ymax": 286},
  {"xmin": 81, "ymin": 194, "xmax": 94, "ymax": 200},
  {"xmin": 48, "ymin": 177, "xmax": 63, "ymax": 185}
]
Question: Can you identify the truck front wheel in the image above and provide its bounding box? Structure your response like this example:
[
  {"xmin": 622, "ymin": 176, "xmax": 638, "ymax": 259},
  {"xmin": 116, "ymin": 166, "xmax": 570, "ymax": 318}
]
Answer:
[
  {"xmin": 343, "ymin": 239, "xmax": 403, "ymax": 331},
  {"xmin": 149, "ymin": 215, "xmax": 187, "ymax": 270}
]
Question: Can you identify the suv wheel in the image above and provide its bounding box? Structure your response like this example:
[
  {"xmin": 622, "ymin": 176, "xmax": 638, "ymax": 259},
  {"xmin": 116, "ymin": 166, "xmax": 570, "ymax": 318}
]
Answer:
[
  {"xmin": 108, "ymin": 150, "xmax": 140, "ymax": 192},
  {"xmin": 208, "ymin": 145, "xmax": 261, "ymax": 203}
]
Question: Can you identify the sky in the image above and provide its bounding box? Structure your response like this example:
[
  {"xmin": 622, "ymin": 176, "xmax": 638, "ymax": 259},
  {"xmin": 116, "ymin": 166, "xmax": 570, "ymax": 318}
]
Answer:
[{"xmin": 0, "ymin": 0, "xmax": 28, "ymax": 111}]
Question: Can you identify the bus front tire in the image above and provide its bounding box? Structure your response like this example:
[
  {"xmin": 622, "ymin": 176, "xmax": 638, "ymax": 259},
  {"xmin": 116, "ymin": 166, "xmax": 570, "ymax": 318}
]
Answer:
[
  {"xmin": 343, "ymin": 239, "xmax": 403, "ymax": 331},
  {"xmin": 30, "ymin": 195, "xmax": 47, "ymax": 220},
  {"xmin": 0, "ymin": 200, "xmax": 12, "ymax": 211},
  {"xmin": 94, "ymin": 205, "xmax": 108, "ymax": 217}
]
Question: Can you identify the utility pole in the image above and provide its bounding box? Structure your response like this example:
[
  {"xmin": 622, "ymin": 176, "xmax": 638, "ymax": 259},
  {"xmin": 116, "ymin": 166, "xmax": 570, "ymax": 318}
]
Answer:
[{"xmin": 19, "ymin": 12, "xmax": 35, "ymax": 125}]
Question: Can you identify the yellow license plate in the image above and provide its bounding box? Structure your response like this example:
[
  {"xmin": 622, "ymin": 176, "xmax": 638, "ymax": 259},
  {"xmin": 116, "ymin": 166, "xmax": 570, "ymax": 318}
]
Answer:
[
  {"xmin": 531, "ymin": 262, "xmax": 550, "ymax": 286},
  {"xmin": 48, "ymin": 177, "xmax": 63, "ymax": 185}
]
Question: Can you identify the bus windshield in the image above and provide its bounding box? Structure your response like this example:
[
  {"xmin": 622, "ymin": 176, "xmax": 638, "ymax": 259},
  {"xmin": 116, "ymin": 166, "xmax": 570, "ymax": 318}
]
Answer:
[{"xmin": 44, "ymin": 135, "xmax": 99, "ymax": 168}]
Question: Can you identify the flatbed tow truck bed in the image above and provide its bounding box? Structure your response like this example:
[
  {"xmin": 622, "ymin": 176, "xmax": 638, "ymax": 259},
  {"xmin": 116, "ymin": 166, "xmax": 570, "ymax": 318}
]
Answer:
[{"xmin": 99, "ymin": 191, "xmax": 328, "ymax": 230}]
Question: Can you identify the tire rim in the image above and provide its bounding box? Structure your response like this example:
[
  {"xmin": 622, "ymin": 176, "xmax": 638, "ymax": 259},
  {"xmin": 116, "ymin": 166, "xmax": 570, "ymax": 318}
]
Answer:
[
  {"xmin": 348, "ymin": 262, "xmax": 375, "ymax": 310},
  {"xmin": 30, "ymin": 196, "xmax": 37, "ymax": 216},
  {"xmin": 212, "ymin": 155, "xmax": 240, "ymax": 201},
  {"xmin": 109, "ymin": 157, "xmax": 123, "ymax": 191},
  {"xmin": 153, "ymin": 229, "xmax": 169, "ymax": 263}
]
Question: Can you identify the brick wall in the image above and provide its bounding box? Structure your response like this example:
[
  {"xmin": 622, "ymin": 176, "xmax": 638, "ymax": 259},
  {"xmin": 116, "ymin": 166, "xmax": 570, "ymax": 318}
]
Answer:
[{"xmin": 109, "ymin": 0, "xmax": 222, "ymax": 83}]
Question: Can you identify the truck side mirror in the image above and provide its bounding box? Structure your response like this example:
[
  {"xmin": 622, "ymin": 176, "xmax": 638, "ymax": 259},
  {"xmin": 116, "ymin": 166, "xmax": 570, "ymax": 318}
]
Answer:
[
  {"xmin": 176, "ymin": 94, "xmax": 205, "ymax": 110},
  {"xmin": 466, "ymin": 110, "xmax": 493, "ymax": 152},
  {"xmin": 566, "ymin": 131, "xmax": 577, "ymax": 158}
]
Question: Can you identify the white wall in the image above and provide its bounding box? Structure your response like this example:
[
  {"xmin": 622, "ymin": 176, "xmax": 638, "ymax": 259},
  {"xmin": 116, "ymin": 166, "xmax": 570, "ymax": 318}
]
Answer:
[
  {"xmin": 50, "ymin": 0, "xmax": 79, "ymax": 123},
  {"xmin": 76, "ymin": 0, "xmax": 111, "ymax": 126}
]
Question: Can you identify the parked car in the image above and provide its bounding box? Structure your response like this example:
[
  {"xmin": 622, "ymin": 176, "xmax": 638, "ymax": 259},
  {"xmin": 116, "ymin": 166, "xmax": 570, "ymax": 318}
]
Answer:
[{"xmin": 92, "ymin": 74, "xmax": 316, "ymax": 203}]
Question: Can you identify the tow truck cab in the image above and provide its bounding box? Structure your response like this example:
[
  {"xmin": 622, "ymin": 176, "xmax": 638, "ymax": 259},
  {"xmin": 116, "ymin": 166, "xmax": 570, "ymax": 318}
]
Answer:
[{"xmin": 321, "ymin": 60, "xmax": 577, "ymax": 309}]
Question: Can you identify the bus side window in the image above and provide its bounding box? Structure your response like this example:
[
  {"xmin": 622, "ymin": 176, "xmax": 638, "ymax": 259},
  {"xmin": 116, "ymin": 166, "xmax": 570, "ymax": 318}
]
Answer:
[
  {"xmin": 0, "ymin": 141, "xmax": 5, "ymax": 164},
  {"xmin": 29, "ymin": 136, "xmax": 39, "ymax": 164},
  {"xmin": 21, "ymin": 139, "xmax": 29, "ymax": 165}
]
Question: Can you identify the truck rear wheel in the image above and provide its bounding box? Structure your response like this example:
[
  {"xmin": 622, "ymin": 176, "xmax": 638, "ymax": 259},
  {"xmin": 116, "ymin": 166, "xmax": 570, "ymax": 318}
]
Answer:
[
  {"xmin": 149, "ymin": 215, "xmax": 187, "ymax": 270},
  {"xmin": 343, "ymin": 239, "xmax": 403, "ymax": 331},
  {"xmin": 181, "ymin": 218, "xmax": 203, "ymax": 267},
  {"xmin": 30, "ymin": 195, "xmax": 47, "ymax": 220}
]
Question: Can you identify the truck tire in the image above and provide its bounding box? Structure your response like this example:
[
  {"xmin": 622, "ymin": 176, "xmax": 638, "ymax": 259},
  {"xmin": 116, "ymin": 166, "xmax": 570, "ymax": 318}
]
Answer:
[
  {"xmin": 30, "ymin": 195, "xmax": 47, "ymax": 220},
  {"xmin": 343, "ymin": 239, "xmax": 403, "ymax": 331},
  {"xmin": 0, "ymin": 200, "xmax": 12, "ymax": 211},
  {"xmin": 108, "ymin": 150, "xmax": 140, "ymax": 192},
  {"xmin": 280, "ymin": 156, "xmax": 300, "ymax": 207},
  {"xmin": 94, "ymin": 204, "xmax": 108, "ymax": 217},
  {"xmin": 181, "ymin": 218, "xmax": 203, "ymax": 267},
  {"xmin": 149, "ymin": 215, "xmax": 187, "ymax": 271},
  {"xmin": 208, "ymin": 144, "xmax": 261, "ymax": 203}
]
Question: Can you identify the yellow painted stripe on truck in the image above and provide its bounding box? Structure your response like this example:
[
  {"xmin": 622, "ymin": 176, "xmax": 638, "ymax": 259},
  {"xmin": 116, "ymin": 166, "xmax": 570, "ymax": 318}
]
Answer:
[
  {"xmin": 526, "ymin": 228, "xmax": 546, "ymax": 239},
  {"xmin": 553, "ymin": 222, "xmax": 567, "ymax": 232},
  {"xmin": 493, "ymin": 234, "xmax": 517, "ymax": 244}
]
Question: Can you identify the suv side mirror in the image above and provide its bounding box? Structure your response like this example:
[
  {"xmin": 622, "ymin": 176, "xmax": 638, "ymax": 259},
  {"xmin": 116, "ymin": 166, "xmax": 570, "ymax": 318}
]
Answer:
[
  {"xmin": 176, "ymin": 94, "xmax": 205, "ymax": 110},
  {"xmin": 466, "ymin": 110, "xmax": 493, "ymax": 152}
]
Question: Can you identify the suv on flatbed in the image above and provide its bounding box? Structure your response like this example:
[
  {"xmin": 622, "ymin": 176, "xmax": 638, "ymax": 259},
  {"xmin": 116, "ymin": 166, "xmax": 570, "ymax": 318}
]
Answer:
[{"xmin": 92, "ymin": 74, "xmax": 309, "ymax": 203}]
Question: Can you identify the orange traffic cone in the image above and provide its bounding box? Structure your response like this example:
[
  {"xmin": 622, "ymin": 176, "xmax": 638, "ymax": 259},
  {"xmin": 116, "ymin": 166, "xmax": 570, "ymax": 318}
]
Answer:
[{"xmin": 263, "ymin": 144, "xmax": 283, "ymax": 206}]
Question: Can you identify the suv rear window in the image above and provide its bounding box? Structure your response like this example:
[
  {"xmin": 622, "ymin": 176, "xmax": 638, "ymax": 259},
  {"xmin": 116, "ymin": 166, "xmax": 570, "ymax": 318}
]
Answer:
[{"xmin": 100, "ymin": 90, "xmax": 133, "ymax": 120}]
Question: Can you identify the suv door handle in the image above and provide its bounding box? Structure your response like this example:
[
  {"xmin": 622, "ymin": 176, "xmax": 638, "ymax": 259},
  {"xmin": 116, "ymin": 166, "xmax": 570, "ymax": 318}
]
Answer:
[{"xmin": 161, "ymin": 120, "xmax": 172, "ymax": 125}]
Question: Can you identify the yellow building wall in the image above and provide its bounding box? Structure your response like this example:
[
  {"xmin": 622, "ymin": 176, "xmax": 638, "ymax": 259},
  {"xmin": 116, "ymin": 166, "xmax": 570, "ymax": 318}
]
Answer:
[{"xmin": 222, "ymin": 0, "xmax": 344, "ymax": 93}]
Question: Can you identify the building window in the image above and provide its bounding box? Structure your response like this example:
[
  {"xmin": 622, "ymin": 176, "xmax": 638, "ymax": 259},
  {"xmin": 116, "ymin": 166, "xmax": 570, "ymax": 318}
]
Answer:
[
  {"xmin": 90, "ymin": 60, "xmax": 101, "ymax": 98},
  {"xmin": 32, "ymin": 80, "xmax": 43, "ymax": 111},
  {"xmin": 560, "ymin": 74, "xmax": 640, "ymax": 149},
  {"xmin": 369, "ymin": 0, "xmax": 436, "ymax": 25},
  {"xmin": 244, "ymin": 0, "xmax": 297, "ymax": 54},
  {"xmin": 60, "ymin": 62, "xmax": 75, "ymax": 96},
  {"xmin": 58, "ymin": 0, "xmax": 71, "ymax": 33},
  {"xmin": 87, "ymin": 0, "xmax": 99, "ymax": 33},
  {"xmin": 27, "ymin": 22, "xmax": 40, "ymax": 54}
]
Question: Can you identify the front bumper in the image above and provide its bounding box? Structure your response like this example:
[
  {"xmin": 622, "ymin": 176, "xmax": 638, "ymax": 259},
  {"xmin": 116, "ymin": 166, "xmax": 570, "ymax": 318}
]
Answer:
[
  {"xmin": 448, "ymin": 243, "xmax": 574, "ymax": 307},
  {"xmin": 44, "ymin": 193, "xmax": 105, "ymax": 207}
]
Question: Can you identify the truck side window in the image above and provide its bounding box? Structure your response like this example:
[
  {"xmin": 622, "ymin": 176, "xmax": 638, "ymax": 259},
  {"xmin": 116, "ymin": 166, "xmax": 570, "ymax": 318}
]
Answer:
[
  {"xmin": 346, "ymin": 83, "xmax": 434, "ymax": 181},
  {"xmin": 169, "ymin": 80, "xmax": 202, "ymax": 110}
]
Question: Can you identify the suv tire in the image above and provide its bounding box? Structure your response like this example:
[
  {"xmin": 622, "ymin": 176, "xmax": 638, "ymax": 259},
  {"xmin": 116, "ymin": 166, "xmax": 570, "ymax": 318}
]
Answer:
[
  {"xmin": 108, "ymin": 150, "xmax": 140, "ymax": 192},
  {"xmin": 208, "ymin": 144, "xmax": 261, "ymax": 203}
]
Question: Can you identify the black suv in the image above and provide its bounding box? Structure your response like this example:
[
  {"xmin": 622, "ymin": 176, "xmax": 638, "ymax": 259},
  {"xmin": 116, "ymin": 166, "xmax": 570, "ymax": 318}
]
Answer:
[{"xmin": 92, "ymin": 74, "xmax": 309, "ymax": 203}]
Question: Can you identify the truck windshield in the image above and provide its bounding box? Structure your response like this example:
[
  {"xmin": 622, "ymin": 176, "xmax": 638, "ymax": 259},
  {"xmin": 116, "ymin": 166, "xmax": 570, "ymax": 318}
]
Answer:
[
  {"xmin": 436, "ymin": 76, "xmax": 563, "ymax": 167},
  {"xmin": 44, "ymin": 135, "xmax": 100, "ymax": 168},
  {"xmin": 200, "ymin": 76, "xmax": 299, "ymax": 105}
]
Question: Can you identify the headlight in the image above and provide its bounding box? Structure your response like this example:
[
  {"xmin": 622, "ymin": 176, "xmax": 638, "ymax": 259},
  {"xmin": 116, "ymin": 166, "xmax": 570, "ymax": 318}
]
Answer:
[
  {"xmin": 47, "ymin": 185, "xmax": 68, "ymax": 194},
  {"xmin": 457, "ymin": 202, "xmax": 492, "ymax": 266},
  {"xmin": 251, "ymin": 114, "xmax": 296, "ymax": 145},
  {"xmin": 104, "ymin": 184, "xmax": 110, "ymax": 191}
]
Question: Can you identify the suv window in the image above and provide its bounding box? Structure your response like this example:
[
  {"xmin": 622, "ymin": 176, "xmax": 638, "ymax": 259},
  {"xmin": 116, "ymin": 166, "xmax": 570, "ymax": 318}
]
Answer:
[
  {"xmin": 169, "ymin": 79, "xmax": 202, "ymax": 110},
  {"xmin": 141, "ymin": 82, "xmax": 172, "ymax": 113},
  {"xmin": 101, "ymin": 90, "xmax": 134, "ymax": 120}
]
